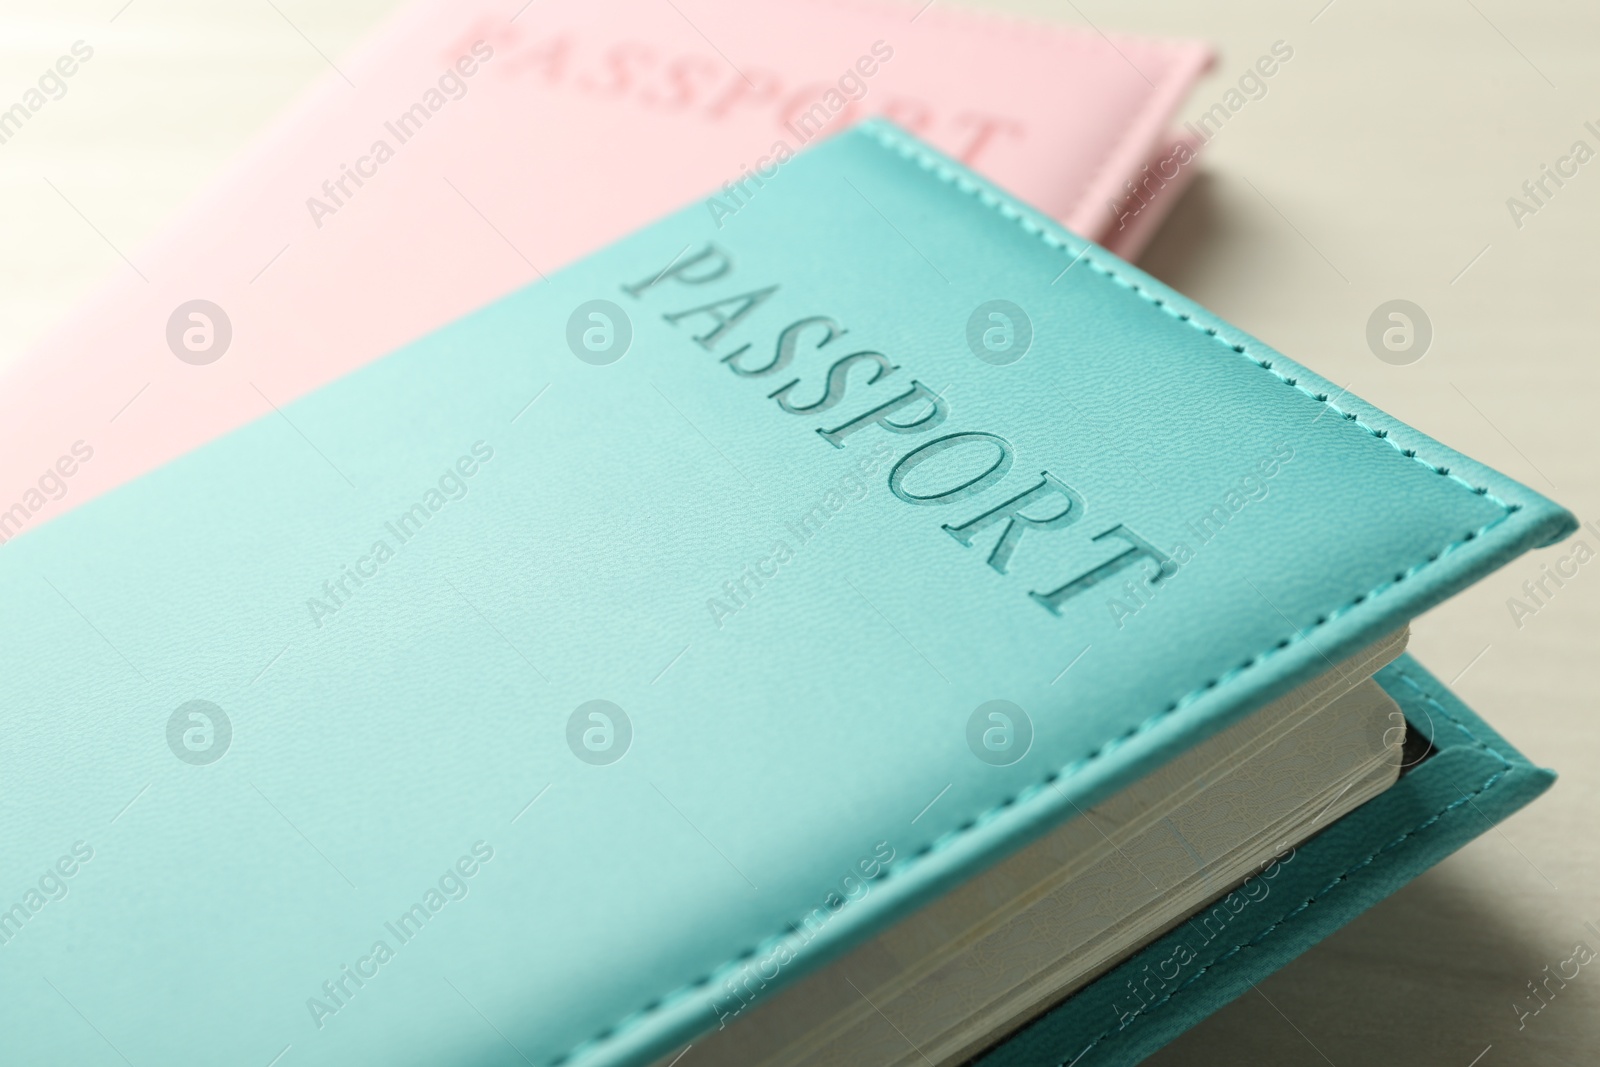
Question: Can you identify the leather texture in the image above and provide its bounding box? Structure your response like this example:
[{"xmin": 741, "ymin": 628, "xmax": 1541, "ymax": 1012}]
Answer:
[
  {"xmin": 977, "ymin": 653, "xmax": 1556, "ymax": 1066},
  {"xmin": 0, "ymin": 0, "xmax": 1212, "ymax": 542},
  {"xmin": 0, "ymin": 122, "xmax": 1574, "ymax": 1067}
]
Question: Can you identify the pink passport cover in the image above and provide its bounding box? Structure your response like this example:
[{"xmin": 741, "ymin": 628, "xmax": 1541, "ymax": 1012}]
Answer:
[{"xmin": 0, "ymin": 0, "xmax": 1210, "ymax": 537}]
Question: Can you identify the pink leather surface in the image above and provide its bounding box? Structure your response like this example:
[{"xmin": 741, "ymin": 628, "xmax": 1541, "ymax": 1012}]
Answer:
[
  {"xmin": 1101, "ymin": 129, "xmax": 1207, "ymax": 260},
  {"xmin": 0, "ymin": 0, "xmax": 1210, "ymax": 539}
]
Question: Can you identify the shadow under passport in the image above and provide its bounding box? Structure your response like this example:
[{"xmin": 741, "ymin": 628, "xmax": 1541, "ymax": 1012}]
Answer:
[
  {"xmin": 1129, "ymin": 171, "xmax": 1228, "ymax": 298},
  {"xmin": 1142, "ymin": 857, "xmax": 1589, "ymax": 1066}
]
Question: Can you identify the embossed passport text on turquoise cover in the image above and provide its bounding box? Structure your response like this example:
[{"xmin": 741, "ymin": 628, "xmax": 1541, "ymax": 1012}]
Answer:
[{"xmin": 0, "ymin": 121, "xmax": 1574, "ymax": 1066}]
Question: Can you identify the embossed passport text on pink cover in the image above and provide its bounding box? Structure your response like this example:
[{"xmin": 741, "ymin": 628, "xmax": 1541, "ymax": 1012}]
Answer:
[{"xmin": 0, "ymin": 0, "xmax": 1210, "ymax": 538}]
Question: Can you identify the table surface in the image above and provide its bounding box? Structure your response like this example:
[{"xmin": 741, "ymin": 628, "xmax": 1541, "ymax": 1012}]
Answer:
[{"xmin": 2, "ymin": 1, "xmax": 1595, "ymax": 1064}]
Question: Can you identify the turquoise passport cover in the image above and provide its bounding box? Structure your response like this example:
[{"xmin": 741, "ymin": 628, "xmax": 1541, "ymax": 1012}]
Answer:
[{"xmin": 0, "ymin": 120, "xmax": 1574, "ymax": 1066}]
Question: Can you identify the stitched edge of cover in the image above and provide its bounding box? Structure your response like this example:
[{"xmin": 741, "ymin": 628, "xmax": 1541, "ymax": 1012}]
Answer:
[
  {"xmin": 865, "ymin": 122, "xmax": 1519, "ymax": 510},
  {"xmin": 800, "ymin": 0, "xmax": 1205, "ymax": 224},
  {"xmin": 1045, "ymin": 668, "xmax": 1516, "ymax": 1065},
  {"xmin": 545, "ymin": 124, "xmax": 1530, "ymax": 1067}
]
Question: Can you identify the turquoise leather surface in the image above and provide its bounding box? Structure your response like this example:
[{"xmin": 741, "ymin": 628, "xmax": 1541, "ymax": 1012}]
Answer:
[
  {"xmin": 0, "ymin": 121, "xmax": 1574, "ymax": 1066},
  {"xmin": 976, "ymin": 653, "xmax": 1556, "ymax": 1066}
]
